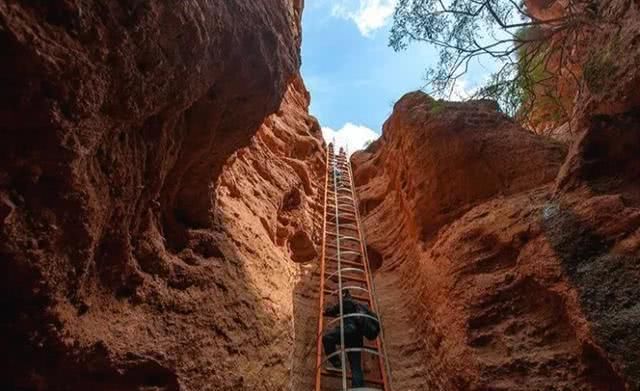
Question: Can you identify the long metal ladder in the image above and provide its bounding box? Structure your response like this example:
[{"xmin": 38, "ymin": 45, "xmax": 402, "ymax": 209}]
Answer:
[{"xmin": 314, "ymin": 144, "xmax": 392, "ymax": 391}]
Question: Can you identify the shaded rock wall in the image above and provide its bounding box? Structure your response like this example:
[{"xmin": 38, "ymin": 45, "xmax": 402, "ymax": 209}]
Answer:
[
  {"xmin": 208, "ymin": 76, "xmax": 325, "ymax": 391},
  {"xmin": 0, "ymin": 1, "xmax": 327, "ymax": 389},
  {"xmin": 353, "ymin": 91, "xmax": 639, "ymax": 390},
  {"xmin": 522, "ymin": 0, "xmax": 640, "ymax": 139}
]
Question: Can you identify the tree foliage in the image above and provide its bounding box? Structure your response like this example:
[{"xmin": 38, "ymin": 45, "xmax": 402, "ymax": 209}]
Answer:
[{"xmin": 389, "ymin": 0, "xmax": 616, "ymax": 124}]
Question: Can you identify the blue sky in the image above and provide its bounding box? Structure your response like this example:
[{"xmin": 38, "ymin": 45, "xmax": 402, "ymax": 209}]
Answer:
[{"xmin": 300, "ymin": 0, "xmax": 494, "ymax": 152}]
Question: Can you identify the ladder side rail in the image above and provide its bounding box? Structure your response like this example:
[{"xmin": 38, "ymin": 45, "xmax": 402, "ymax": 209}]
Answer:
[
  {"xmin": 332, "ymin": 156, "xmax": 349, "ymax": 390},
  {"xmin": 315, "ymin": 147, "xmax": 331, "ymax": 391},
  {"xmin": 340, "ymin": 151, "xmax": 389, "ymax": 390},
  {"xmin": 346, "ymin": 157, "xmax": 394, "ymax": 391}
]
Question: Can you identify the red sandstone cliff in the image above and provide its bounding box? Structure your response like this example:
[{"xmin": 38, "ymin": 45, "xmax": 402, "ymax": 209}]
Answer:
[
  {"xmin": 353, "ymin": 92, "xmax": 639, "ymax": 390},
  {"xmin": 0, "ymin": 1, "xmax": 326, "ymax": 390},
  {"xmin": 2, "ymin": 1, "xmax": 639, "ymax": 390}
]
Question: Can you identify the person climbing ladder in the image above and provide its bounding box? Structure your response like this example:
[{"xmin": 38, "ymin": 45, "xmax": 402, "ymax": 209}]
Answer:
[
  {"xmin": 322, "ymin": 290, "xmax": 366, "ymax": 387},
  {"xmin": 315, "ymin": 145, "xmax": 391, "ymax": 391}
]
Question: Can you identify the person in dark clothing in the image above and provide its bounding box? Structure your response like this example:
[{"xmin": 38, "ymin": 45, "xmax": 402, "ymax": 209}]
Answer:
[{"xmin": 322, "ymin": 289, "xmax": 365, "ymax": 387}]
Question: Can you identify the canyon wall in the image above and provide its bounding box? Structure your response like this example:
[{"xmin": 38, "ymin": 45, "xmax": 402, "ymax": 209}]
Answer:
[
  {"xmin": 1, "ymin": 1, "xmax": 326, "ymax": 390},
  {"xmin": 2, "ymin": 1, "xmax": 638, "ymax": 390},
  {"xmin": 353, "ymin": 92, "xmax": 639, "ymax": 390}
]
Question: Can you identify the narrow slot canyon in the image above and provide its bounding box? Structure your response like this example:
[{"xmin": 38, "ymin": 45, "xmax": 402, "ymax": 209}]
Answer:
[{"xmin": 1, "ymin": 1, "xmax": 639, "ymax": 391}]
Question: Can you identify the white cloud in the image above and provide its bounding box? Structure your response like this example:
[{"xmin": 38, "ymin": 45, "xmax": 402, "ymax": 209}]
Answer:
[
  {"xmin": 435, "ymin": 78, "xmax": 480, "ymax": 101},
  {"xmin": 322, "ymin": 123, "xmax": 379, "ymax": 155},
  {"xmin": 331, "ymin": 0, "xmax": 397, "ymax": 37}
]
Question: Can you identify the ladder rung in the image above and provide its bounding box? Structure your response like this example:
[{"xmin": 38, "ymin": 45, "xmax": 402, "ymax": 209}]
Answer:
[
  {"xmin": 326, "ymin": 232, "xmax": 361, "ymax": 240},
  {"xmin": 325, "ymin": 244, "xmax": 362, "ymax": 253},
  {"xmin": 326, "ymin": 256, "xmax": 362, "ymax": 264},
  {"xmin": 325, "ymin": 265, "xmax": 364, "ymax": 274},
  {"xmin": 325, "ymin": 262, "xmax": 365, "ymax": 271},
  {"xmin": 327, "ymin": 214, "xmax": 357, "ymax": 220},
  {"xmin": 337, "ymin": 206, "xmax": 357, "ymax": 212},
  {"xmin": 326, "ymin": 247, "xmax": 362, "ymax": 256},
  {"xmin": 325, "ymin": 231, "xmax": 360, "ymax": 238},
  {"xmin": 326, "ymin": 221, "xmax": 358, "ymax": 227},
  {"xmin": 326, "ymin": 199, "xmax": 355, "ymax": 205},
  {"xmin": 322, "ymin": 272, "xmax": 368, "ymax": 284},
  {"xmin": 326, "ymin": 239, "xmax": 359, "ymax": 247},
  {"xmin": 317, "ymin": 341, "xmax": 380, "ymax": 352},
  {"xmin": 326, "ymin": 222, "xmax": 358, "ymax": 228},
  {"xmin": 323, "ymin": 289, "xmax": 371, "ymax": 303},
  {"xmin": 326, "ymin": 228, "xmax": 359, "ymax": 234},
  {"xmin": 320, "ymin": 371, "xmax": 385, "ymax": 387},
  {"xmin": 324, "ymin": 265, "xmax": 365, "ymax": 273},
  {"xmin": 327, "ymin": 208, "xmax": 356, "ymax": 213},
  {"xmin": 325, "ymin": 227, "xmax": 359, "ymax": 233},
  {"xmin": 365, "ymin": 344, "xmax": 380, "ymax": 351},
  {"xmin": 327, "ymin": 210, "xmax": 357, "ymax": 216},
  {"xmin": 328, "ymin": 190, "xmax": 353, "ymax": 201},
  {"xmin": 324, "ymin": 267, "xmax": 365, "ymax": 277},
  {"xmin": 325, "ymin": 199, "xmax": 354, "ymax": 204}
]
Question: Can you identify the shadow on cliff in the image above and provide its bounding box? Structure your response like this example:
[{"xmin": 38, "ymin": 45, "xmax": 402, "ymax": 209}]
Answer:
[
  {"xmin": 541, "ymin": 202, "xmax": 639, "ymax": 390},
  {"xmin": 0, "ymin": 0, "xmax": 306, "ymax": 386},
  {"xmin": 0, "ymin": 222, "xmax": 301, "ymax": 391},
  {"xmin": 556, "ymin": 113, "xmax": 640, "ymax": 200},
  {"xmin": 290, "ymin": 265, "xmax": 321, "ymax": 390}
]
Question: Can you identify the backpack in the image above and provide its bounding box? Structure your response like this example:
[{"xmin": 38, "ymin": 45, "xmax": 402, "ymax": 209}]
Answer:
[{"xmin": 356, "ymin": 304, "xmax": 380, "ymax": 340}]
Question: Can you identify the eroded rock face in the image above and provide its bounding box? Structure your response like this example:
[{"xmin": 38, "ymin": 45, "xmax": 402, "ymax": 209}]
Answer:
[
  {"xmin": 353, "ymin": 92, "xmax": 639, "ymax": 390},
  {"xmin": 210, "ymin": 76, "xmax": 326, "ymax": 391},
  {"xmin": 522, "ymin": 0, "xmax": 640, "ymax": 139},
  {"xmin": 355, "ymin": 92, "xmax": 566, "ymax": 240},
  {"xmin": 0, "ymin": 1, "xmax": 325, "ymax": 389}
]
